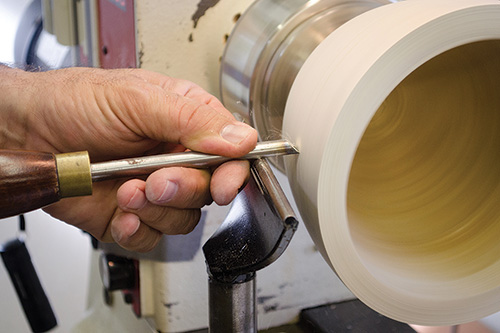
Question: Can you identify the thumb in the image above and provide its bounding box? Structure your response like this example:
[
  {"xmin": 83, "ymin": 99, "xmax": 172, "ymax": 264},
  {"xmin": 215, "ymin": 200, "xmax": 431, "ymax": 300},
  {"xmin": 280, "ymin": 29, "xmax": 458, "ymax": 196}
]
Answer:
[{"xmin": 140, "ymin": 91, "xmax": 258, "ymax": 157}]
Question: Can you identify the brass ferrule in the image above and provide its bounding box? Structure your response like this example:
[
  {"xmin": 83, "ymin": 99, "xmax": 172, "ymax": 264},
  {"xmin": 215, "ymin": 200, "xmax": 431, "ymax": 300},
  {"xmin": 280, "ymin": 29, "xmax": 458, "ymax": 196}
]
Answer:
[{"xmin": 55, "ymin": 151, "xmax": 92, "ymax": 198}]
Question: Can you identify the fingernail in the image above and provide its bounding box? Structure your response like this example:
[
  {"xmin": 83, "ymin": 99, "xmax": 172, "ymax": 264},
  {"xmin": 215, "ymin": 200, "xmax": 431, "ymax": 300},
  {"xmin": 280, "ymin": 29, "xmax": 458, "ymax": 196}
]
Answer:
[
  {"xmin": 126, "ymin": 188, "xmax": 147, "ymax": 210},
  {"xmin": 111, "ymin": 228, "xmax": 122, "ymax": 242},
  {"xmin": 221, "ymin": 123, "xmax": 253, "ymax": 145},
  {"xmin": 156, "ymin": 180, "xmax": 178, "ymax": 203},
  {"xmin": 112, "ymin": 215, "xmax": 140, "ymax": 242}
]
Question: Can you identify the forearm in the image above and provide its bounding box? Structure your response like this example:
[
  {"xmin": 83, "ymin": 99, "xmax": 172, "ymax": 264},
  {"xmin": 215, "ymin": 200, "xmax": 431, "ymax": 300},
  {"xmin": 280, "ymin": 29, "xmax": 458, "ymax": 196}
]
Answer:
[{"xmin": 0, "ymin": 65, "xmax": 33, "ymax": 149}]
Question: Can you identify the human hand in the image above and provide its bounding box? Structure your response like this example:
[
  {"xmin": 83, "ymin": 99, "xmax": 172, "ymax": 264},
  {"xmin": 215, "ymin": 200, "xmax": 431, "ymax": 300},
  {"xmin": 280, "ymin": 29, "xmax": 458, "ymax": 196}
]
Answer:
[{"xmin": 0, "ymin": 66, "xmax": 258, "ymax": 252}]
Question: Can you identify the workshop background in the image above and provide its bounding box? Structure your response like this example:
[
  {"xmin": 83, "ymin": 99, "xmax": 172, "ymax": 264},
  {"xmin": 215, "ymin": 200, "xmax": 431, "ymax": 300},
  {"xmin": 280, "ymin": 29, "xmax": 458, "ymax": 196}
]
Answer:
[
  {"xmin": 0, "ymin": 1, "xmax": 90, "ymax": 319},
  {"xmin": 0, "ymin": 1, "xmax": 97, "ymax": 332},
  {"xmin": 2, "ymin": 0, "xmax": 500, "ymax": 332}
]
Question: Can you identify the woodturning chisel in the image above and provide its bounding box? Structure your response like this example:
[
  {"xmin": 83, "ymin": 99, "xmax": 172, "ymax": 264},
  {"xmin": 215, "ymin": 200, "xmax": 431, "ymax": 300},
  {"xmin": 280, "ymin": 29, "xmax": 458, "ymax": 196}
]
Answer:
[{"xmin": 0, "ymin": 140, "xmax": 298, "ymax": 218}]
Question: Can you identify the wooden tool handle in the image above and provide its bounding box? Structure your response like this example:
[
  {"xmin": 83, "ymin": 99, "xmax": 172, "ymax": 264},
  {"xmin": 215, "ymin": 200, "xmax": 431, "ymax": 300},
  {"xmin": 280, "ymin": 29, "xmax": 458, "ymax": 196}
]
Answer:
[{"xmin": 0, "ymin": 150, "xmax": 61, "ymax": 218}]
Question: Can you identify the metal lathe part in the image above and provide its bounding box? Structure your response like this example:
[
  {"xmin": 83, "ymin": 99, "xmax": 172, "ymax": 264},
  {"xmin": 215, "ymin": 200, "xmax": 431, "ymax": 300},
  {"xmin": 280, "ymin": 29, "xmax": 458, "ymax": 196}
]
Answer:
[
  {"xmin": 220, "ymin": 0, "xmax": 386, "ymax": 172},
  {"xmin": 209, "ymin": 273, "xmax": 256, "ymax": 333},
  {"xmin": 90, "ymin": 139, "xmax": 298, "ymax": 182}
]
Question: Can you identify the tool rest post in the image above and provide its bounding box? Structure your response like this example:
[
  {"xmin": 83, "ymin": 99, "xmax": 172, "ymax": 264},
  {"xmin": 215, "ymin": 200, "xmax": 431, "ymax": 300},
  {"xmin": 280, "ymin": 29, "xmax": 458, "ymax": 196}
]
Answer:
[
  {"xmin": 204, "ymin": 158, "xmax": 298, "ymax": 333},
  {"xmin": 208, "ymin": 273, "xmax": 256, "ymax": 333}
]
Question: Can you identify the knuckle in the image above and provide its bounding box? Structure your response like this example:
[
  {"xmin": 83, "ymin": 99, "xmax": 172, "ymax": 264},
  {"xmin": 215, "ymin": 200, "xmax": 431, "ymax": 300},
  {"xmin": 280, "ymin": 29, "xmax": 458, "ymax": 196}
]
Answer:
[
  {"xmin": 178, "ymin": 102, "xmax": 208, "ymax": 130},
  {"xmin": 123, "ymin": 226, "xmax": 162, "ymax": 253},
  {"xmin": 119, "ymin": 83, "xmax": 153, "ymax": 108},
  {"xmin": 135, "ymin": 236, "xmax": 161, "ymax": 253},
  {"xmin": 149, "ymin": 206, "xmax": 170, "ymax": 226},
  {"xmin": 180, "ymin": 210, "xmax": 201, "ymax": 235},
  {"xmin": 175, "ymin": 100, "xmax": 221, "ymax": 136},
  {"xmin": 186, "ymin": 171, "xmax": 211, "ymax": 206}
]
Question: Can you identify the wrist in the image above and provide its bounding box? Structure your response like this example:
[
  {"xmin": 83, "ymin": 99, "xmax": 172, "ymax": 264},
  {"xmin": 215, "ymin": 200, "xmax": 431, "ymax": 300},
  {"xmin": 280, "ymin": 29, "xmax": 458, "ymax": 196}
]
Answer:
[{"xmin": 0, "ymin": 65, "xmax": 35, "ymax": 149}]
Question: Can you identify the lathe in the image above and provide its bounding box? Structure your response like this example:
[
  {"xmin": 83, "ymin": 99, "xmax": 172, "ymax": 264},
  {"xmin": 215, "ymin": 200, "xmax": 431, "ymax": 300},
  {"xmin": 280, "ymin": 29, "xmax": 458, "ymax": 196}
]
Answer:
[{"xmin": 3, "ymin": 0, "xmax": 500, "ymax": 332}]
